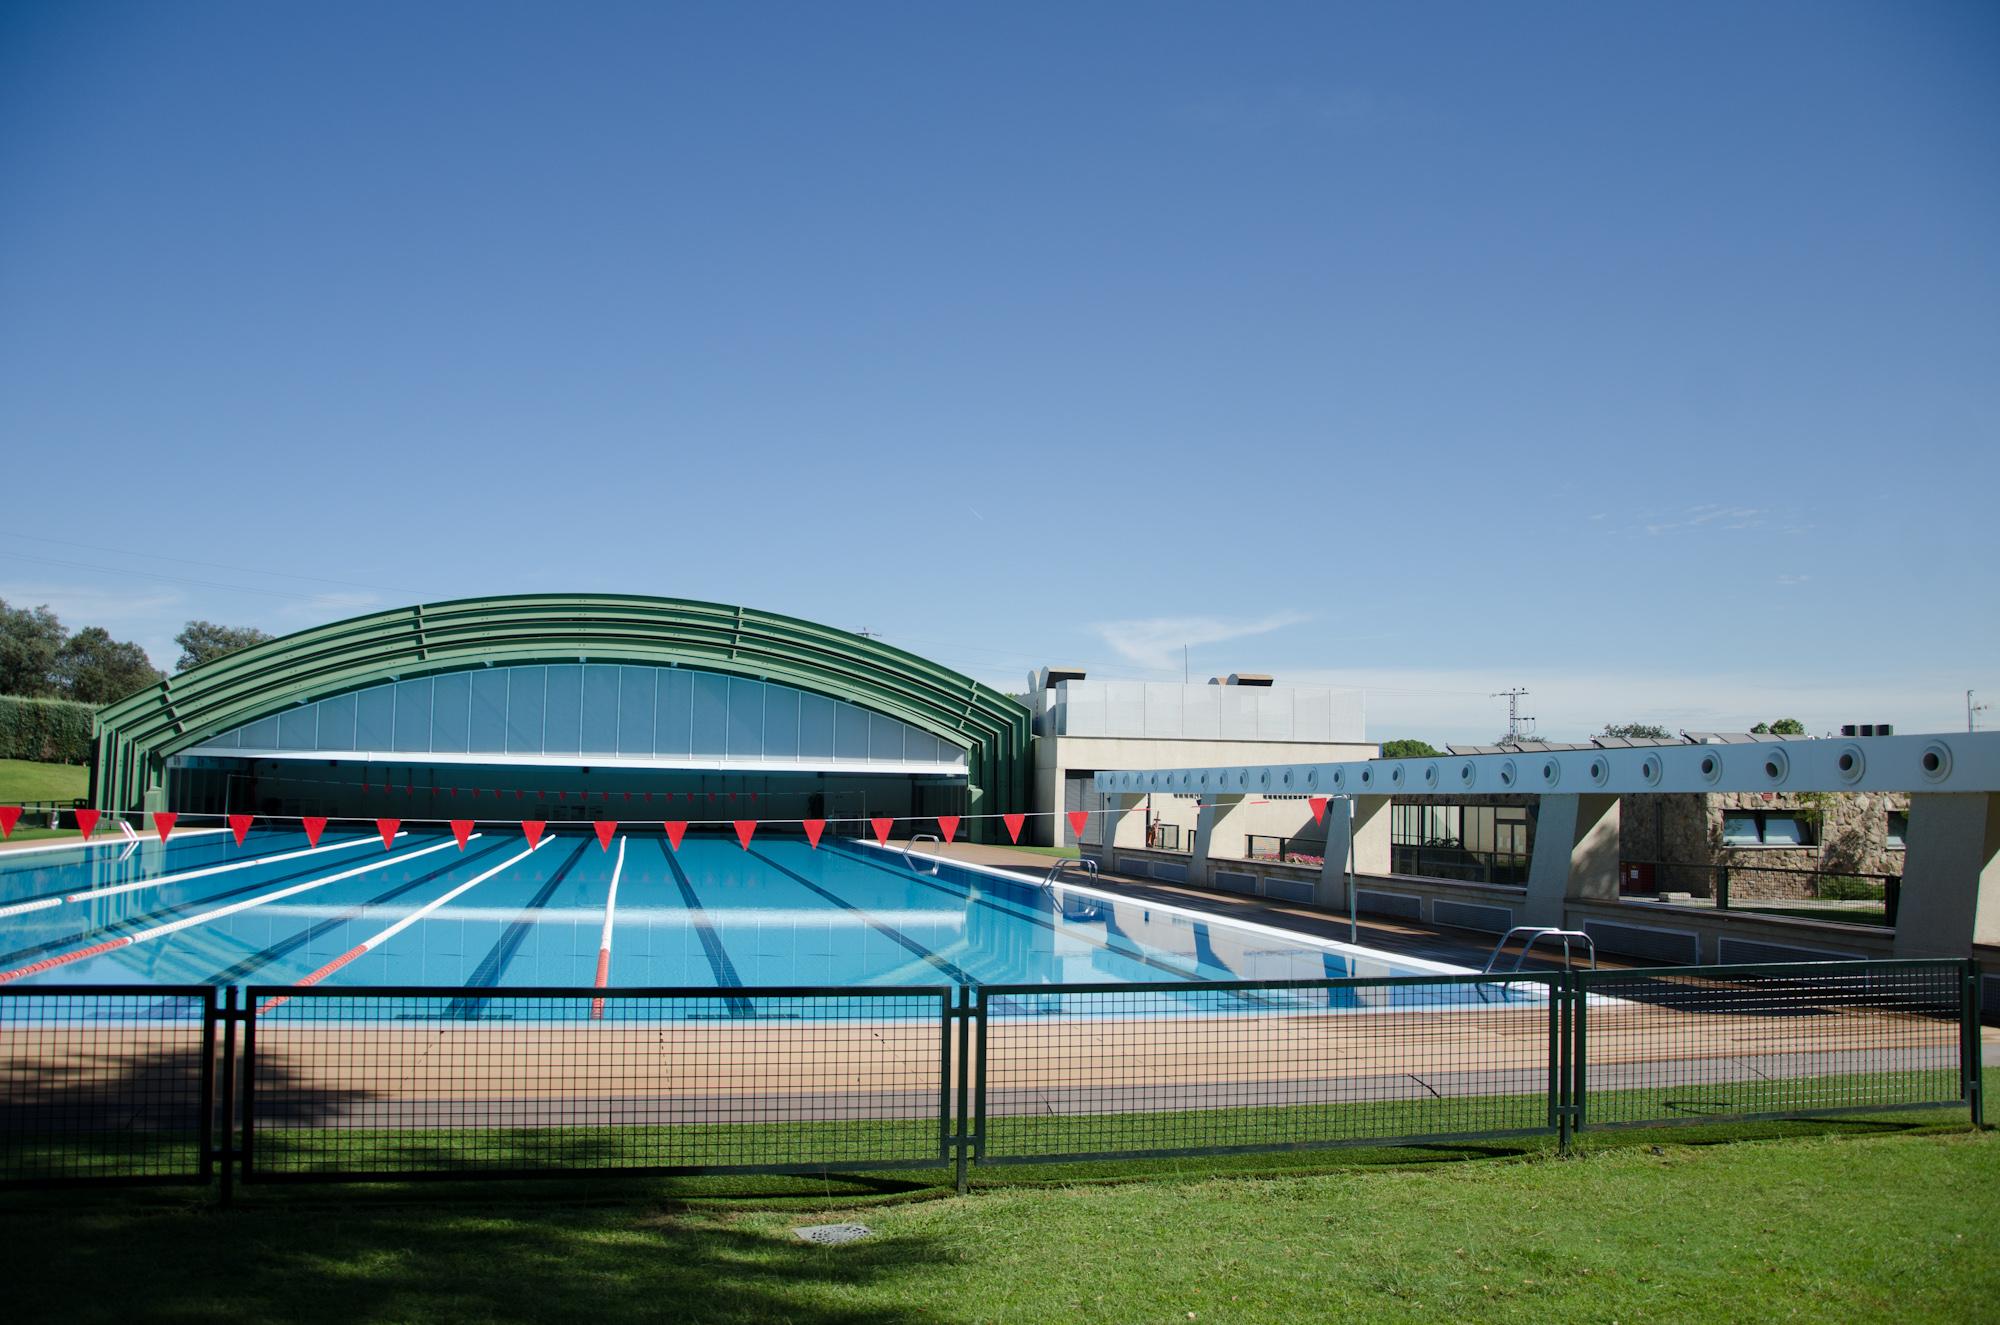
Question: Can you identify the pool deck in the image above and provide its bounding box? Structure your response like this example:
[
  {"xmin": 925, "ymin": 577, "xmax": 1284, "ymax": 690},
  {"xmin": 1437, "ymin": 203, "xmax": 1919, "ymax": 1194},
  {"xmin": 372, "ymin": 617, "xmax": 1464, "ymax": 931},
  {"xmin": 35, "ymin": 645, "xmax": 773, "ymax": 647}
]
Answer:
[{"xmin": 907, "ymin": 840, "xmax": 1633, "ymax": 972}]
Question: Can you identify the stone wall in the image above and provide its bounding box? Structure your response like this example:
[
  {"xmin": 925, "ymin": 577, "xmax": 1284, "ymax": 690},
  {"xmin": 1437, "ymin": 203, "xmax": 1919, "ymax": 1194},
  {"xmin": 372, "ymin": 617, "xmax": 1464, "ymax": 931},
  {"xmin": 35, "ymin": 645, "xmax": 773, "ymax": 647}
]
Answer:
[
  {"xmin": 1619, "ymin": 790, "xmax": 1909, "ymax": 900},
  {"xmin": 1399, "ymin": 790, "xmax": 1909, "ymax": 901}
]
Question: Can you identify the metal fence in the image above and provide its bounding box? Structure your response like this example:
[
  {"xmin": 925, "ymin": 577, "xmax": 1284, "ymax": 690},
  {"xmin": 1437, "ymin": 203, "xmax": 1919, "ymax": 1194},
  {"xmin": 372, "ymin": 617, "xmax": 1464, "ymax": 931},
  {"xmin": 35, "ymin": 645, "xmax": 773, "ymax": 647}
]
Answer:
[
  {"xmin": 0, "ymin": 985, "xmax": 214, "ymax": 1188},
  {"xmin": 0, "ymin": 960, "xmax": 1982, "ymax": 1194}
]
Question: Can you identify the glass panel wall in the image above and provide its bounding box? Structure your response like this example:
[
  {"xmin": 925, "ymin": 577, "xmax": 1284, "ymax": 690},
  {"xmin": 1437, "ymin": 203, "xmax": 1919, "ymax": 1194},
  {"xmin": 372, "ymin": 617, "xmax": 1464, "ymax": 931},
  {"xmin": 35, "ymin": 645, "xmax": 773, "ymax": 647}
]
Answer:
[{"xmin": 185, "ymin": 663, "xmax": 966, "ymax": 769}]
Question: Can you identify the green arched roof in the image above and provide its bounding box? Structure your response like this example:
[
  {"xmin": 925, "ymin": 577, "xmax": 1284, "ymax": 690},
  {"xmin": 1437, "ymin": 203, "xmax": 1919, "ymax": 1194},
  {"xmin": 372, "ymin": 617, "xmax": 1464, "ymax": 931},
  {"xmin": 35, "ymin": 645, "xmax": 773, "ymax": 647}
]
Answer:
[{"xmin": 93, "ymin": 594, "xmax": 1032, "ymax": 829}]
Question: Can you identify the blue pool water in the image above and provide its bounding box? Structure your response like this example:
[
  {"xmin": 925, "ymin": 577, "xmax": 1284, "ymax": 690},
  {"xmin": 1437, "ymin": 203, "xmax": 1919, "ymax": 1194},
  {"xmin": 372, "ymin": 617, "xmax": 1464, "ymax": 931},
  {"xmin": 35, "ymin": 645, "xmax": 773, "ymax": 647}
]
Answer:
[{"xmin": 0, "ymin": 828, "xmax": 1474, "ymax": 1006}]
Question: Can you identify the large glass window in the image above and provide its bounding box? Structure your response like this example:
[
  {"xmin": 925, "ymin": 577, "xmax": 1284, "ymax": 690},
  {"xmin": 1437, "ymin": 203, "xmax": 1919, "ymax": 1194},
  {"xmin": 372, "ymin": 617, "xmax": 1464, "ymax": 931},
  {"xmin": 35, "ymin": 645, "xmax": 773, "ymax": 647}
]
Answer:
[
  {"xmin": 505, "ymin": 666, "xmax": 545, "ymax": 754},
  {"xmin": 186, "ymin": 663, "xmax": 964, "ymax": 768},
  {"xmin": 581, "ymin": 666, "xmax": 621, "ymax": 754},
  {"xmin": 1721, "ymin": 810, "xmax": 1816, "ymax": 847},
  {"xmin": 615, "ymin": 666, "xmax": 654, "ymax": 755},
  {"xmin": 543, "ymin": 665, "xmax": 583, "ymax": 754},
  {"xmin": 432, "ymin": 672, "xmax": 471, "ymax": 752}
]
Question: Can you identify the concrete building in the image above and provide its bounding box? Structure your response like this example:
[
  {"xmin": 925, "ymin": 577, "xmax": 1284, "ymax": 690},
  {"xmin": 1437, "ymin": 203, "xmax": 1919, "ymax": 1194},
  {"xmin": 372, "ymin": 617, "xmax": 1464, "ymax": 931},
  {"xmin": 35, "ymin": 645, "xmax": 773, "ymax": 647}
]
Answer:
[{"xmin": 1025, "ymin": 669, "xmax": 1375, "ymax": 849}]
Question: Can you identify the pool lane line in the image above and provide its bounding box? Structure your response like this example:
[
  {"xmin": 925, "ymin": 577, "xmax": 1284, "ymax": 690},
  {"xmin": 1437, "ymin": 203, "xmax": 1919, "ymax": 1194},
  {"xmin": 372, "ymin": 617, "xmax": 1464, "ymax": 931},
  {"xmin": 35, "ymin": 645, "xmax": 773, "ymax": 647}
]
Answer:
[
  {"xmin": 591, "ymin": 837, "xmax": 628, "ymax": 1020},
  {"xmin": 0, "ymin": 842, "xmax": 443, "ymax": 970},
  {"xmin": 210, "ymin": 837, "xmax": 515, "ymax": 986},
  {"xmin": 745, "ymin": 847, "xmax": 975, "ymax": 985},
  {"xmin": 445, "ymin": 839, "xmax": 590, "ymax": 1020},
  {"xmin": 657, "ymin": 840, "xmax": 752, "ymax": 1014},
  {"xmin": 0, "ymin": 831, "xmax": 389, "ymax": 919},
  {"xmin": 0, "ymin": 835, "xmax": 475, "ymax": 985},
  {"xmin": 817, "ymin": 840, "xmax": 1207, "ymax": 982},
  {"xmin": 0, "ymin": 828, "xmax": 227, "ymax": 869},
  {"xmin": 259, "ymin": 834, "xmax": 553, "ymax": 1012}
]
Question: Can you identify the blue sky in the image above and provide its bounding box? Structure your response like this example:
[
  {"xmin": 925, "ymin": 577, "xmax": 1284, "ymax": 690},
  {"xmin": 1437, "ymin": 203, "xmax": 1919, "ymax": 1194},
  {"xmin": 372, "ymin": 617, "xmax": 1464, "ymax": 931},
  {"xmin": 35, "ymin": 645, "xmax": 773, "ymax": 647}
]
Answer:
[{"xmin": 2, "ymin": 1, "xmax": 1995, "ymax": 744}]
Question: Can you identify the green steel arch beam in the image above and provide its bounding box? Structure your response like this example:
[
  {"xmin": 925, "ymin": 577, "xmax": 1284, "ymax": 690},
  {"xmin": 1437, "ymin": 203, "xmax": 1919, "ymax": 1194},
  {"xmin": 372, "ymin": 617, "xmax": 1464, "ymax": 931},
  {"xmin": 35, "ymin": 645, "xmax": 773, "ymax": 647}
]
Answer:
[{"xmin": 92, "ymin": 594, "xmax": 1033, "ymax": 838}]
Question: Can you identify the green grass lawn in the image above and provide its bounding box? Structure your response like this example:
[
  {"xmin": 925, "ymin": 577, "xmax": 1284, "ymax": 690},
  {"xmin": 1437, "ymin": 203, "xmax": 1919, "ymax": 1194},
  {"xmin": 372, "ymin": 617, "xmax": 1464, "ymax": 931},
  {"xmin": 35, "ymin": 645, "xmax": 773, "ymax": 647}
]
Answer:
[
  {"xmin": 3, "ymin": 1111, "xmax": 1992, "ymax": 1323},
  {"xmin": 0, "ymin": 757, "xmax": 89, "ymax": 843}
]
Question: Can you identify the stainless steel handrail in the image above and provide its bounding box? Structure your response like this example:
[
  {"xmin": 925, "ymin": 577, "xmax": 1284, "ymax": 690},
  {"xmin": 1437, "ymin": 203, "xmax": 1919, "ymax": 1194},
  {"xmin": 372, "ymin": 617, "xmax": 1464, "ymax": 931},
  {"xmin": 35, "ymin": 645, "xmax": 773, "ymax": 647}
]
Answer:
[
  {"xmin": 1482, "ymin": 926, "xmax": 1597, "ymax": 974},
  {"xmin": 902, "ymin": 833, "xmax": 944, "ymax": 875},
  {"xmin": 1041, "ymin": 857, "xmax": 1100, "ymax": 890}
]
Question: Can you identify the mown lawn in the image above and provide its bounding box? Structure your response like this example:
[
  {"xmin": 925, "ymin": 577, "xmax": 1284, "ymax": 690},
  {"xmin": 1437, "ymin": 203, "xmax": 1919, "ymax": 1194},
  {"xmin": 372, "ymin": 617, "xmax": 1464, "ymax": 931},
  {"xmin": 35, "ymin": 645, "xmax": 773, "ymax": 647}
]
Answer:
[
  {"xmin": 0, "ymin": 757, "xmax": 89, "ymax": 843},
  {"xmin": 3, "ymin": 1121, "xmax": 1992, "ymax": 1324}
]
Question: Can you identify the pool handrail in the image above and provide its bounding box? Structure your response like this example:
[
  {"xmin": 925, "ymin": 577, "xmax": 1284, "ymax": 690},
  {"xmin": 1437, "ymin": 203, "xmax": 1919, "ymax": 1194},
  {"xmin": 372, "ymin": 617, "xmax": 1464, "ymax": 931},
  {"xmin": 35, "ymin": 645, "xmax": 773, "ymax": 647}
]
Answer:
[
  {"xmin": 1482, "ymin": 926, "xmax": 1596, "ymax": 974},
  {"xmin": 1041, "ymin": 857, "xmax": 1100, "ymax": 890},
  {"xmin": 902, "ymin": 833, "xmax": 944, "ymax": 875}
]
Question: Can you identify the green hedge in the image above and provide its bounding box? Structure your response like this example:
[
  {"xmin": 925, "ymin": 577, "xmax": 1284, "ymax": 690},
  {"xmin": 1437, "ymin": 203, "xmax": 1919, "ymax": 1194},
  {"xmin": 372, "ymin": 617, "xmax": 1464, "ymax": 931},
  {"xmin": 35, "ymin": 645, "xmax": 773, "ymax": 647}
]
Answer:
[{"xmin": 0, "ymin": 695, "xmax": 96, "ymax": 764}]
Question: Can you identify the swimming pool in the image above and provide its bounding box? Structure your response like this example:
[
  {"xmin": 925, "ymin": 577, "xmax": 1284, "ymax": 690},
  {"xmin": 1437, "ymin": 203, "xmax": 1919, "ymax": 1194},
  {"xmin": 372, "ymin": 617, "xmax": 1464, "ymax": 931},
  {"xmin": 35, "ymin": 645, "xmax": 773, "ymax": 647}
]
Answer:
[{"xmin": 0, "ymin": 827, "xmax": 1474, "ymax": 1006}]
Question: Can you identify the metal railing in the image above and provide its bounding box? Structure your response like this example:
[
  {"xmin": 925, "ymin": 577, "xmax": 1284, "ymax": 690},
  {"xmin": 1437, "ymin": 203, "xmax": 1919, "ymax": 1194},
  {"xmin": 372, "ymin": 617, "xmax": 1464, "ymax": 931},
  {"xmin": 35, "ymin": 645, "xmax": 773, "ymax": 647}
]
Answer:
[
  {"xmin": 0, "ymin": 960, "xmax": 1981, "ymax": 1194},
  {"xmin": 1390, "ymin": 842, "xmax": 1534, "ymax": 886},
  {"xmin": 1619, "ymin": 859, "xmax": 1901, "ymax": 925},
  {"xmin": 1245, "ymin": 833, "xmax": 1327, "ymax": 866}
]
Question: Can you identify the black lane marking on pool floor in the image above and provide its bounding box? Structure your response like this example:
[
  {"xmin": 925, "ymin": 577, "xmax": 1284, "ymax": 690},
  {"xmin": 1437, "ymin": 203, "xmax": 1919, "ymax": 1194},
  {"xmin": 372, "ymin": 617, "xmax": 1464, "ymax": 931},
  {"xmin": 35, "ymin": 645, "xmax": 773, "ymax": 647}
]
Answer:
[
  {"xmin": 445, "ymin": 838, "xmax": 591, "ymax": 1020},
  {"xmin": 0, "ymin": 831, "xmax": 380, "ymax": 906},
  {"xmin": 209, "ymin": 837, "xmax": 515, "ymax": 986},
  {"xmin": 0, "ymin": 847, "xmax": 423, "ymax": 969},
  {"xmin": 745, "ymin": 847, "xmax": 975, "ymax": 986},
  {"xmin": 817, "ymin": 842, "xmax": 1212, "ymax": 984},
  {"xmin": 658, "ymin": 839, "xmax": 753, "ymax": 1015}
]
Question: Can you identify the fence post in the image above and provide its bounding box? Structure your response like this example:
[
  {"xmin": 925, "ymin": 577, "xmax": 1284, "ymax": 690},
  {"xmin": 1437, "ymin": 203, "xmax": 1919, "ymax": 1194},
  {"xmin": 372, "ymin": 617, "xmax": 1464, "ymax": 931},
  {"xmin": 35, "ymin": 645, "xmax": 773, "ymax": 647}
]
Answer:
[
  {"xmin": 217, "ymin": 985, "xmax": 237, "ymax": 1206},
  {"xmin": 953, "ymin": 986, "xmax": 973, "ymax": 1194},
  {"xmin": 1967, "ymin": 961, "xmax": 1985, "ymax": 1130},
  {"xmin": 1571, "ymin": 969, "xmax": 1589, "ymax": 1138},
  {"xmin": 1547, "ymin": 971, "xmax": 1563, "ymax": 1137}
]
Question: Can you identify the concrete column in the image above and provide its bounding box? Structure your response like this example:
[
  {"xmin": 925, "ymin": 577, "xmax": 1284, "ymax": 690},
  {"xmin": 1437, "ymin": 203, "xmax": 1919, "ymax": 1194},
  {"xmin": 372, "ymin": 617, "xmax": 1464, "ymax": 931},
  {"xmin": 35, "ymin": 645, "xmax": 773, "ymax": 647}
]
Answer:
[
  {"xmin": 1187, "ymin": 794, "xmax": 1246, "ymax": 888},
  {"xmin": 1891, "ymin": 793, "xmax": 2000, "ymax": 958},
  {"xmin": 1315, "ymin": 795, "xmax": 1391, "ymax": 910},
  {"xmin": 1522, "ymin": 794, "xmax": 1622, "ymax": 928},
  {"xmin": 1092, "ymin": 792, "xmax": 1142, "ymax": 873}
]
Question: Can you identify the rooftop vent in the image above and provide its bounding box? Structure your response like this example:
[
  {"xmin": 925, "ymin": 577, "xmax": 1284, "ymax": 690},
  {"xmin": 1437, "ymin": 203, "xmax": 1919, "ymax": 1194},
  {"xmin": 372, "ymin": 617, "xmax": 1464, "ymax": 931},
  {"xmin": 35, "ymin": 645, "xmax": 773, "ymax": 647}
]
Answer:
[{"xmin": 1032, "ymin": 666, "xmax": 1088, "ymax": 690}]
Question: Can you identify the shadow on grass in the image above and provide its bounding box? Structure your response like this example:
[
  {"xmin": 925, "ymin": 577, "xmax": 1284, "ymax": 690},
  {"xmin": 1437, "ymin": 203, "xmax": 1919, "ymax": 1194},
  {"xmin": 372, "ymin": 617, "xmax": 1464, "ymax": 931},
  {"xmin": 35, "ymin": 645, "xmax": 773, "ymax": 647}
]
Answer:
[{"xmin": 0, "ymin": 1184, "xmax": 945, "ymax": 1325}]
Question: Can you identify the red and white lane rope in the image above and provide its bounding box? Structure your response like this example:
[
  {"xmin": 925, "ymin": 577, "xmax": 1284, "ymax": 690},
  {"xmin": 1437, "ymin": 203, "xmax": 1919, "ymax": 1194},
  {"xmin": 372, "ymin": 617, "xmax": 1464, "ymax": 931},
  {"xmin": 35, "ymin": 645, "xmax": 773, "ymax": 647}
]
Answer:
[{"xmin": 258, "ymin": 833, "xmax": 547, "ymax": 1012}]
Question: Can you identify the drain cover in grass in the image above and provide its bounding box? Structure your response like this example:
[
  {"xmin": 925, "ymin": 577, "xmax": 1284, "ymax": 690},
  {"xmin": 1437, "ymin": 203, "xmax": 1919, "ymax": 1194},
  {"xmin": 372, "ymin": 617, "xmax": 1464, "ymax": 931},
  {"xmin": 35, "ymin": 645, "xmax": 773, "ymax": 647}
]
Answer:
[{"xmin": 793, "ymin": 1223, "xmax": 872, "ymax": 1246}]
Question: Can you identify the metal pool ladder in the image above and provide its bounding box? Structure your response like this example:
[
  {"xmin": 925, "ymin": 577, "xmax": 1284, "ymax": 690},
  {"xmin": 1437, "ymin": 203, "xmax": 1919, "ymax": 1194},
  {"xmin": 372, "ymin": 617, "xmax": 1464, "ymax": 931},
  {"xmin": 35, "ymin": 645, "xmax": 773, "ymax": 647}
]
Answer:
[
  {"xmin": 1041, "ymin": 858, "xmax": 1100, "ymax": 890},
  {"xmin": 901, "ymin": 834, "xmax": 943, "ymax": 875},
  {"xmin": 1483, "ymin": 926, "xmax": 1597, "ymax": 974}
]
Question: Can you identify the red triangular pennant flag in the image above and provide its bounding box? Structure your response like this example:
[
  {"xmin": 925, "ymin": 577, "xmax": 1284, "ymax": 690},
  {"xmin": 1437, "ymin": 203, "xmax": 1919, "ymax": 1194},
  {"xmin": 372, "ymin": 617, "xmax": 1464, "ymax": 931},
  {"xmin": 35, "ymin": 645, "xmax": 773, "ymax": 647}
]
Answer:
[
  {"xmin": 594, "ymin": 821, "xmax": 617, "ymax": 851},
  {"xmin": 870, "ymin": 816, "xmax": 894, "ymax": 846},
  {"xmin": 732, "ymin": 820, "xmax": 757, "ymax": 849},
  {"xmin": 74, "ymin": 808, "xmax": 100, "ymax": 840},
  {"xmin": 450, "ymin": 820, "xmax": 475, "ymax": 850},
  {"xmin": 1002, "ymin": 812, "xmax": 1026, "ymax": 844},
  {"xmin": 802, "ymin": 818, "xmax": 826, "ymax": 849},
  {"xmin": 522, "ymin": 820, "xmax": 546, "ymax": 849},
  {"xmin": 1066, "ymin": 810, "xmax": 1089, "ymax": 840},
  {"xmin": 359, "ymin": 782, "xmax": 370, "ymax": 793},
  {"xmin": 302, "ymin": 816, "xmax": 327, "ymax": 847},
  {"xmin": 663, "ymin": 821, "xmax": 687, "ymax": 851},
  {"xmin": 0, "ymin": 806, "xmax": 20, "ymax": 839},
  {"xmin": 601, "ymin": 791, "xmax": 610, "ymax": 802},
  {"xmin": 376, "ymin": 818, "xmax": 400, "ymax": 850},
  {"xmin": 936, "ymin": 815, "xmax": 960, "ymax": 844},
  {"xmin": 152, "ymin": 811, "xmax": 178, "ymax": 843},
  {"xmin": 228, "ymin": 813, "xmax": 254, "ymax": 845},
  {"xmin": 1308, "ymin": 796, "xmax": 1328, "ymax": 826}
]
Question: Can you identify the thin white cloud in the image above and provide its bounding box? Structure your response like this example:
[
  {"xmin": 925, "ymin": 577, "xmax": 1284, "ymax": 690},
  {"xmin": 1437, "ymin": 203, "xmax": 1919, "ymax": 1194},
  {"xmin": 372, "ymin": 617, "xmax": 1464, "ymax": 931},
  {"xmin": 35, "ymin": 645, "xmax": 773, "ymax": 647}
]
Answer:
[
  {"xmin": 1093, "ymin": 612, "xmax": 1310, "ymax": 673},
  {"xmin": 1642, "ymin": 503, "xmax": 1764, "ymax": 536},
  {"xmin": 0, "ymin": 581, "xmax": 187, "ymax": 670}
]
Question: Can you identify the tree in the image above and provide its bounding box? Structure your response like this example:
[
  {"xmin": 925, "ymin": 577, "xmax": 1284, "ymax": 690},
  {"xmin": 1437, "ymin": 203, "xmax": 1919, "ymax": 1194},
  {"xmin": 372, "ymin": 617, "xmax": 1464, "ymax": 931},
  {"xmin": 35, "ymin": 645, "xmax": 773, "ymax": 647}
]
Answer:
[
  {"xmin": 1599, "ymin": 722, "xmax": 1673, "ymax": 741},
  {"xmin": 175, "ymin": 620, "xmax": 273, "ymax": 672},
  {"xmin": 0, "ymin": 599, "xmax": 67, "ymax": 698},
  {"xmin": 1380, "ymin": 738, "xmax": 1442, "ymax": 758},
  {"xmin": 55, "ymin": 627, "xmax": 162, "ymax": 704},
  {"xmin": 1751, "ymin": 717, "xmax": 1807, "ymax": 736}
]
